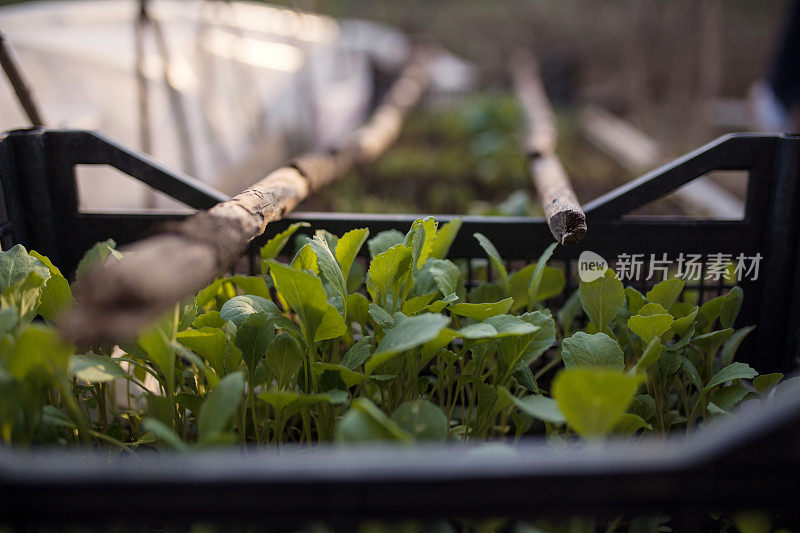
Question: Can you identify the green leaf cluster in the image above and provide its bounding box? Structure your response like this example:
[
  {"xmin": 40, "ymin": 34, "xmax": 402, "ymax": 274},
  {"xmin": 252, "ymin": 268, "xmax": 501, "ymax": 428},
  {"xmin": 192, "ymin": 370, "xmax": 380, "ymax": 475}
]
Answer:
[{"xmin": 0, "ymin": 221, "xmax": 782, "ymax": 451}]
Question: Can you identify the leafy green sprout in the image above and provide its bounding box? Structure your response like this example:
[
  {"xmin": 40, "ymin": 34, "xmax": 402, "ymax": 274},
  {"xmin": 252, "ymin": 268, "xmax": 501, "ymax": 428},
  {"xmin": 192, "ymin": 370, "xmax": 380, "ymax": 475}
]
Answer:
[{"xmin": 0, "ymin": 219, "xmax": 789, "ymax": 451}]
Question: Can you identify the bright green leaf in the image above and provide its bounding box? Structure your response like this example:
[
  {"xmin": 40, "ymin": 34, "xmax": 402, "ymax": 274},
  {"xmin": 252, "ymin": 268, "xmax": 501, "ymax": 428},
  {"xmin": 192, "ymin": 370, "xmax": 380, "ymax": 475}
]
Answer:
[
  {"xmin": 631, "ymin": 338, "xmax": 664, "ymax": 374},
  {"xmin": 430, "ymin": 218, "xmax": 462, "ymax": 259},
  {"xmin": 680, "ymin": 356, "xmax": 703, "ymax": 390},
  {"xmin": 313, "ymin": 362, "xmax": 366, "ymax": 388},
  {"xmin": 720, "ymin": 325, "xmax": 755, "ymax": 366},
  {"xmin": 30, "ymin": 251, "xmax": 73, "ymax": 322},
  {"xmin": 704, "ymin": 362, "xmax": 758, "ymax": 390},
  {"xmin": 401, "ymin": 292, "xmax": 438, "ymax": 315},
  {"xmin": 366, "ymin": 244, "xmax": 412, "ymax": 306},
  {"xmin": 474, "ymin": 233, "xmax": 508, "ymax": 287},
  {"xmin": 552, "ymin": 368, "xmax": 644, "ymax": 437},
  {"xmin": 198, "ymin": 371, "xmax": 245, "ymax": 443},
  {"xmin": 75, "ymin": 239, "xmax": 122, "ymax": 281},
  {"xmin": 720, "ymin": 286, "xmax": 744, "ymax": 329},
  {"xmin": 291, "ymin": 243, "xmax": 319, "ymax": 274},
  {"xmin": 266, "ymin": 333, "xmax": 304, "ymax": 388},
  {"xmin": 309, "ymin": 236, "xmax": 347, "ymax": 306},
  {"xmin": 367, "ymin": 313, "xmax": 450, "ymax": 373},
  {"xmin": 234, "ymin": 312, "xmax": 273, "ymax": 372},
  {"xmin": 426, "ymin": 259, "xmax": 463, "ymax": 299},
  {"xmin": 390, "ymin": 400, "xmax": 448, "ymax": 440},
  {"xmin": 7, "ymin": 325, "xmax": 72, "ymax": 382},
  {"xmin": 70, "ymin": 354, "xmax": 127, "ymax": 383},
  {"xmin": 561, "ymin": 332, "xmax": 624, "ymax": 371},
  {"xmin": 408, "ymin": 217, "xmax": 438, "ymax": 270},
  {"xmin": 613, "ymin": 413, "xmax": 653, "ymax": 435},
  {"xmin": 219, "ymin": 295, "xmax": 280, "ymax": 327},
  {"xmin": 143, "ymin": 418, "xmax": 186, "ymax": 450},
  {"xmin": 627, "ymin": 313, "xmax": 674, "ymax": 343},
  {"xmin": 528, "ymin": 242, "xmax": 558, "ymax": 309},
  {"xmin": 510, "ymin": 264, "xmax": 566, "ymax": 311},
  {"xmin": 269, "ymin": 261, "xmax": 346, "ymax": 345},
  {"xmin": 499, "ymin": 387, "xmax": 565, "ymax": 424},
  {"xmin": 335, "ymin": 228, "xmax": 369, "ymax": 281},
  {"xmin": 450, "ymin": 298, "xmax": 513, "ymax": 320},
  {"xmin": 645, "ymin": 278, "xmax": 684, "ymax": 309},
  {"xmin": 260, "ymin": 222, "xmax": 310, "ymax": 263},
  {"xmin": 226, "ymin": 275, "xmax": 271, "ymax": 299},
  {"xmin": 694, "ymin": 328, "xmax": 734, "ymax": 357},
  {"xmin": 341, "ymin": 336, "xmax": 373, "ymax": 369},
  {"xmin": 579, "ymin": 268, "xmax": 625, "ymax": 332},
  {"xmin": 138, "ymin": 321, "xmax": 176, "ymax": 396},
  {"xmin": 177, "ymin": 327, "xmax": 227, "ymax": 373},
  {"xmin": 335, "ymin": 398, "xmax": 413, "ymax": 443},
  {"xmin": 625, "ymin": 287, "xmax": 648, "ymax": 316},
  {"xmin": 0, "ymin": 244, "xmax": 50, "ymax": 291},
  {"xmin": 753, "ymin": 373, "xmax": 783, "ymax": 397},
  {"xmin": 367, "ymin": 229, "xmax": 405, "ymax": 258},
  {"xmin": 346, "ymin": 292, "xmax": 370, "ymax": 325}
]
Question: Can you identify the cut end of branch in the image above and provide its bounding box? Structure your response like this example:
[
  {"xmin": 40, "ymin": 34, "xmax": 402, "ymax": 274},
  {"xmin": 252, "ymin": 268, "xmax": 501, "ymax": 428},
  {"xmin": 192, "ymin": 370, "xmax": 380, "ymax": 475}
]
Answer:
[{"xmin": 548, "ymin": 209, "xmax": 587, "ymax": 246}]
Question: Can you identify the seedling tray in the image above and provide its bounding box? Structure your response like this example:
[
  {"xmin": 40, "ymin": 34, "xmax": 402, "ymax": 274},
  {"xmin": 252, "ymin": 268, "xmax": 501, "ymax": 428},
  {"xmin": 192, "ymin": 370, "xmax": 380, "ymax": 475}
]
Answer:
[{"xmin": 0, "ymin": 128, "xmax": 799, "ymax": 527}]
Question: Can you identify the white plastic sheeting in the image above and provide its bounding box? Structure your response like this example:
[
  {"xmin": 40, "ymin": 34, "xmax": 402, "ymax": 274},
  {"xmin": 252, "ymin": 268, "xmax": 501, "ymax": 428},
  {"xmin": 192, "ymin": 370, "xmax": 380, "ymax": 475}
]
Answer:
[{"xmin": 0, "ymin": 0, "xmax": 410, "ymax": 210}]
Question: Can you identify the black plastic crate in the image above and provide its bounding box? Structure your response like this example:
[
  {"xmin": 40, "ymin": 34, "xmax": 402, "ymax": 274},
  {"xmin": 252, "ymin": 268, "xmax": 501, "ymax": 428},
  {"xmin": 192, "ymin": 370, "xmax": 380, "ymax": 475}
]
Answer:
[{"xmin": 1, "ymin": 128, "xmax": 799, "ymax": 528}]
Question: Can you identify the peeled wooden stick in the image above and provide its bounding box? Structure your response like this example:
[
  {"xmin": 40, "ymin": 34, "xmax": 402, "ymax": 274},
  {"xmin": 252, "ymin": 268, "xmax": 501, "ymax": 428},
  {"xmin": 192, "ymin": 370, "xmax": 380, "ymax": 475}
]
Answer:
[
  {"xmin": 579, "ymin": 103, "xmax": 744, "ymax": 218},
  {"xmin": 61, "ymin": 51, "xmax": 432, "ymax": 343},
  {"xmin": 510, "ymin": 50, "xmax": 586, "ymax": 246},
  {"xmin": 0, "ymin": 30, "xmax": 45, "ymax": 126}
]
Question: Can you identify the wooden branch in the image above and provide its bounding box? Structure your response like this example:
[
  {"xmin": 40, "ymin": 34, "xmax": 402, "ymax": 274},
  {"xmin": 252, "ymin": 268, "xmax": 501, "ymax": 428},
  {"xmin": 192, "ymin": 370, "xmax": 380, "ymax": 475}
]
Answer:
[
  {"xmin": 579, "ymin": 104, "xmax": 660, "ymax": 172},
  {"xmin": 510, "ymin": 51, "xmax": 557, "ymax": 158},
  {"xmin": 510, "ymin": 50, "xmax": 586, "ymax": 246},
  {"xmin": 579, "ymin": 103, "xmax": 744, "ymax": 218},
  {"xmin": 0, "ymin": 30, "xmax": 45, "ymax": 126},
  {"xmin": 61, "ymin": 50, "xmax": 432, "ymax": 344}
]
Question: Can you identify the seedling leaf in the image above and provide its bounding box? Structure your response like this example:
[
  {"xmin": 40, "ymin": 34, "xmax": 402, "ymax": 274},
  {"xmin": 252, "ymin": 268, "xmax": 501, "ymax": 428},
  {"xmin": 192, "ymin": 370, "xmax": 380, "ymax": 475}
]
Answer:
[
  {"xmin": 198, "ymin": 371, "xmax": 245, "ymax": 443},
  {"xmin": 335, "ymin": 398, "xmax": 413, "ymax": 443},
  {"xmin": 704, "ymin": 362, "xmax": 758, "ymax": 390},
  {"xmin": 561, "ymin": 332, "xmax": 624, "ymax": 371},
  {"xmin": 220, "ymin": 295, "xmax": 281, "ymax": 327},
  {"xmin": 645, "ymin": 278, "xmax": 685, "ymax": 309},
  {"xmin": 450, "ymin": 298, "xmax": 513, "ymax": 320},
  {"xmin": 579, "ymin": 268, "xmax": 625, "ymax": 332},
  {"xmin": 266, "ymin": 333, "xmax": 304, "ymax": 389},
  {"xmin": 390, "ymin": 400, "xmax": 448, "ymax": 440},
  {"xmin": 430, "ymin": 218, "xmax": 462, "ymax": 259},
  {"xmin": 474, "ymin": 233, "xmax": 508, "ymax": 287},
  {"xmin": 552, "ymin": 368, "xmax": 644, "ymax": 437},
  {"xmin": 70, "ymin": 354, "xmax": 127, "ymax": 383},
  {"xmin": 260, "ymin": 222, "xmax": 310, "ymax": 263},
  {"xmin": 335, "ymin": 228, "xmax": 369, "ymax": 281}
]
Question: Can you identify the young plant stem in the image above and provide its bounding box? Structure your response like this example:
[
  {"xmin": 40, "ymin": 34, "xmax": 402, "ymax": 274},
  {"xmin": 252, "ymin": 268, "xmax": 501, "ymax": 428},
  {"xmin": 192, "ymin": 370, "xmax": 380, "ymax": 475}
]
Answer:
[
  {"xmin": 94, "ymin": 384, "xmax": 108, "ymax": 428},
  {"xmin": 88, "ymin": 429, "xmax": 133, "ymax": 452},
  {"xmin": 55, "ymin": 375, "xmax": 90, "ymax": 445},
  {"xmin": 688, "ymin": 390, "xmax": 708, "ymax": 427},
  {"xmin": 465, "ymin": 360, "xmax": 486, "ymax": 439},
  {"xmin": 301, "ymin": 408, "xmax": 313, "ymax": 444},
  {"xmin": 533, "ymin": 353, "xmax": 562, "ymax": 380},
  {"xmin": 248, "ymin": 373, "xmax": 261, "ymax": 446}
]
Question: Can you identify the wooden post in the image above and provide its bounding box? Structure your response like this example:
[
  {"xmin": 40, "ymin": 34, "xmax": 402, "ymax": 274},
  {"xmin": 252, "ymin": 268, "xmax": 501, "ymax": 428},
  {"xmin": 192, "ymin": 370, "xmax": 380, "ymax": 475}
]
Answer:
[
  {"xmin": 579, "ymin": 103, "xmax": 744, "ymax": 218},
  {"xmin": 61, "ymin": 51, "xmax": 432, "ymax": 343},
  {"xmin": 0, "ymin": 30, "xmax": 45, "ymax": 126},
  {"xmin": 510, "ymin": 50, "xmax": 586, "ymax": 246}
]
